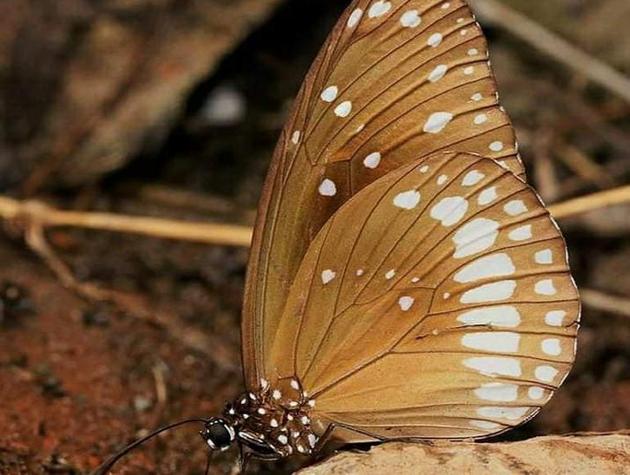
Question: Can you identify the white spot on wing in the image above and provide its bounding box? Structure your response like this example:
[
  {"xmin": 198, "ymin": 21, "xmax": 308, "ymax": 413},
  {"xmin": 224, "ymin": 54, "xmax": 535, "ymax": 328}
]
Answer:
[
  {"xmin": 463, "ymin": 170, "xmax": 485, "ymax": 186},
  {"xmin": 477, "ymin": 406, "xmax": 529, "ymax": 421},
  {"xmin": 398, "ymin": 296, "xmax": 415, "ymax": 312},
  {"xmin": 334, "ymin": 101, "xmax": 352, "ymax": 117},
  {"xmin": 542, "ymin": 338, "xmax": 562, "ymax": 356},
  {"xmin": 489, "ymin": 141, "xmax": 505, "ymax": 152},
  {"xmin": 535, "ymin": 249, "xmax": 553, "ymax": 265},
  {"xmin": 393, "ymin": 190, "xmax": 421, "ymax": 209},
  {"xmin": 428, "ymin": 64, "xmax": 448, "ymax": 82},
  {"xmin": 321, "ymin": 86, "xmax": 338, "ymax": 103},
  {"xmin": 318, "ymin": 179, "xmax": 337, "ymax": 197},
  {"xmin": 474, "ymin": 113, "xmax": 488, "ymax": 125},
  {"xmin": 385, "ymin": 269, "xmax": 396, "ymax": 280},
  {"xmin": 427, "ymin": 32, "xmax": 443, "ymax": 47},
  {"xmin": 475, "ymin": 383, "xmax": 518, "ymax": 402},
  {"xmin": 535, "ymin": 365, "xmax": 558, "ymax": 383},
  {"xmin": 545, "ymin": 310, "xmax": 566, "ymax": 327},
  {"xmin": 453, "ymin": 218, "xmax": 500, "ymax": 259},
  {"xmin": 368, "ymin": 1, "xmax": 392, "ymax": 18},
  {"xmin": 470, "ymin": 420, "xmax": 501, "ymax": 430},
  {"xmin": 464, "ymin": 357, "xmax": 522, "ymax": 377},
  {"xmin": 535, "ymin": 279, "xmax": 557, "ymax": 296},
  {"xmin": 461, "ymin": 332, "xmax": 520, "ymax": 353},
  {"xmin": 460, "ymin": 280, "xmax": 517, "ymax": 304},
  {"xmin": 509, "ymin": 225, "xmax": 532, "ymax": 241},
  {"xmin": 454, "ymin": 254, "xmax": 516, "ymax": 283},
  {"xmin": 321, "ymin": 269, "xmax": 336, "ymax": 285},
  {"xmin": 400, "ymin": 10, "xmax": 421, "ymax": 28},
  {"xmin": 430, "ymin": 196, "xmax": 469, "ymax": 227},
  {"xmin": 478, "ymin": 187, "xmax": 498, "ymax": 205},
  {"xmin": 528, "ymin": 387, "xmax": 545, "ymax": 400},
  {"xmin": 291, "ymin": 130, "xmax": 301, "ymax": 144},
  {"xmin": 457, "ymin": 305, "xmax": 521, "ymax": 328},
  {"xmin": 423, "ymin": 112, "xmax": 453, "ymax": 134},
  {"xmin": 347, "ymin": 8, "xmax": 363, "ymax": 28},
  {"xmin": 505, "ymin": 200, "xmax": 528, "ymax": 216},
  {"xmin": 363, "ymin": 152, "xmax": 382, "ymax": 169}
]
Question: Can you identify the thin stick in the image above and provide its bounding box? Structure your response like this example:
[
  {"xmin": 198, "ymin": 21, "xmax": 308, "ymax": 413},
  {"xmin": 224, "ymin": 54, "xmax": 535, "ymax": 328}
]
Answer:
[
  {"xmin": 471, "ymin": 0, "xmax": 630, "ymax": 103},
  {"xmin": 548, "ymin": 185, "xmax": 630, "ymax": 219},
  {"xmin": 0, "ymin": 196, "xmax": 252, "ymax": 247},
  {"xmin": 581, "ymin": 288, "xmax": 630, "ymax": 319},
  {"xmin": 1, "ymin": 186, "xmax": 630, "ymax": 250},
  {"xmin": 555, "ymin": 143, "xmax": 615, "ymax": 190}
]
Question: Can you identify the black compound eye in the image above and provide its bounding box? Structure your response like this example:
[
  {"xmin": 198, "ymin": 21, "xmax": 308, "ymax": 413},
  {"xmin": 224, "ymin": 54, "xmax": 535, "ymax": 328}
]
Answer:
[{"xmin": 201, "ymin": 419, "xmax": 234, "ymax": 451}]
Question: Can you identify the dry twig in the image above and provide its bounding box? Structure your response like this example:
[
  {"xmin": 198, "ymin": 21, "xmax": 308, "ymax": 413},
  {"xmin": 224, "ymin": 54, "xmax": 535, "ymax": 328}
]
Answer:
[
  {"xmin": 555, "ymin": 143, "xmax": 615, "ymax": 190},
  {"xmin": 548, "ymin": 185, "xmax": 630, "ymax": 219},
  {"xmin": 0, "ymin": 185, "xmax": 629, "ymax": 252},
  {"xmin": 0, "ymin": 196, "xmax": 252, "ymax": 248},
  {"xmin": 471, "ymin": 0, "xmax": 630, "ymax": 103},
  {"xmin": 581, "ymin": 288, "xmax": 630, "ymax": 319}
]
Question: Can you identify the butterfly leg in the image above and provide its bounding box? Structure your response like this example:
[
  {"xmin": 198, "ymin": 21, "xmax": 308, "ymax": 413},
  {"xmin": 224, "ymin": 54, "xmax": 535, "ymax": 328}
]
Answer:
[
  {"xmin": 313, "ymin": 423, "xmax": 338, "ymax": 453},
  {"xmin": 235, "ymin": 443, "xmax": 251, "ymax": 475},
  {"xmin": 314, "ymin": 422, "xmax": 388, "ymax": 454},
  {"xmin": 316, "ymin": 422, "xmax": 437, "ymax": 451}
]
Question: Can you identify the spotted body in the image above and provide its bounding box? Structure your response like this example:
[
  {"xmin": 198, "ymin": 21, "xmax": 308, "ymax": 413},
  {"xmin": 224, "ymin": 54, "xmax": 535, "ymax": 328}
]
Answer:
[{"xmin": 221, "ymin": 379, "xmax": 319, "ymax": 458}]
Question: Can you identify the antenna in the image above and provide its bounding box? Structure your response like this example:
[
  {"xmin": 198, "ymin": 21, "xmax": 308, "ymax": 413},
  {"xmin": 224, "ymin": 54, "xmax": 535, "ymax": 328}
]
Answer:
[{"xmin": 91, "ymin": 418, "xmax": 210, "ymax": 475}]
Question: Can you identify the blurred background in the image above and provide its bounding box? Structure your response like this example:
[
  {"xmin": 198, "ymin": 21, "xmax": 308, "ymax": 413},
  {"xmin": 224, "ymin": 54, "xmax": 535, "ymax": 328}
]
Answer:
[{"xmin": 0, "ymin": 0, "xmax": 628, "ymax": 473}]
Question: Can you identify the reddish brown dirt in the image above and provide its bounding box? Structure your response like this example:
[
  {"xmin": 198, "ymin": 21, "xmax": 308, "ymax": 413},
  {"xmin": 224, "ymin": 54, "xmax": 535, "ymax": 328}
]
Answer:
[{"xmin": 0, "ymin": 240, "xmax": 229, "ymax": 473}]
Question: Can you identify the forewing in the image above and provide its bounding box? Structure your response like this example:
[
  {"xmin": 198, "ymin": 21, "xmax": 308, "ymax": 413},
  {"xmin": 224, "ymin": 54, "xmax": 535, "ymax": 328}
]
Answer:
[
  {"xmin": 268, "ymin": 152, "xmax": 579, "ymax": 440},
  {"xmin": 243, "ymin": 0, "xmax": 525, "ymax": 386}
]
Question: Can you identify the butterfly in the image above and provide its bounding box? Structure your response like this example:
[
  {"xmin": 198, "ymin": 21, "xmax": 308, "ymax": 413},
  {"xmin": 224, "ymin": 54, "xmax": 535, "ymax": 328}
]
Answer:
[{"xmin": 95, "ymin": 0, "xmax": 579, "ymax": 472}]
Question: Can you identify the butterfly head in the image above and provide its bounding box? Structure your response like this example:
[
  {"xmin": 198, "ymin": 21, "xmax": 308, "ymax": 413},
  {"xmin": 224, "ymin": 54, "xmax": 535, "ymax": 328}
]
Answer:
[{"xmin": 200, "ymin": 417, "xmax": 236, "ymax": 452}]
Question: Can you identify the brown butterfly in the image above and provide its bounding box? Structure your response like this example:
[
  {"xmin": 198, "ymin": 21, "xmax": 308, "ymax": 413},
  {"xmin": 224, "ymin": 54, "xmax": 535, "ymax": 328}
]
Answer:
[{"xmin": 95, "ymin": 0, "xmax": 579, "ymax": 472}]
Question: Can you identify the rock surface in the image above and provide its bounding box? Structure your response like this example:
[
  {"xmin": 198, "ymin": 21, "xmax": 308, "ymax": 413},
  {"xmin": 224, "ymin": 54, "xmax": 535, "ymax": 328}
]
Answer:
[{"xmin": 299, "ymin": 433, "xmax": 630, "ymax": 474}]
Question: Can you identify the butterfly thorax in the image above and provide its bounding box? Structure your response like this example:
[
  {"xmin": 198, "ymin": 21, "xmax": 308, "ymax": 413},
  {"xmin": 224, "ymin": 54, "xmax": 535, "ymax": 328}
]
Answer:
[{"xmin": 223, "ymin": 378, "xmax": 319, "ymax": 458}]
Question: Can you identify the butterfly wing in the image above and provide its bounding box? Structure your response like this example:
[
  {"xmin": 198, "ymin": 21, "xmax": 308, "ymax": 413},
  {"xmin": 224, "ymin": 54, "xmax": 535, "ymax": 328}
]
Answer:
[
  {"xmin": 268, "ymin": 152, "xmax": 579, "ymax": 440},
  {"xmin": 243, "ymin": 0, "xmax": 525, "ymax": 386}
]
